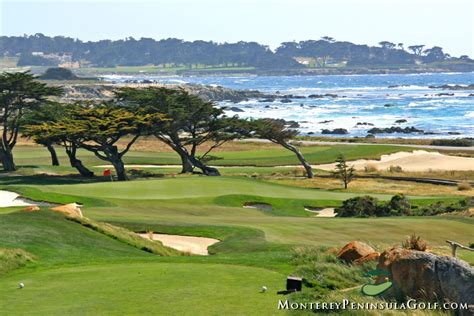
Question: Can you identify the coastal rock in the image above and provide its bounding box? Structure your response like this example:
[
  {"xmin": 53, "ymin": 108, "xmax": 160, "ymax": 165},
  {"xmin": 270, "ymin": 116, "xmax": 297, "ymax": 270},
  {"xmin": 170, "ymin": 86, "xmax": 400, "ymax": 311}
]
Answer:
[
  {"xmin": 308, "ymin": 93, "xmax": 338, "ymax": 98},
  {"xmin": 356, "ymin": 122, "xmax": 374, "ymax": 126},
  {"xmin": 436, "ymin": 93, "xmax": 454, "ymax": 96},
  {"xmin": 280, "ymin": 98, "xmax": 292, "ymax": 103},
  {"xmin": 321, "ymin": 128, "xmax": 349, "ymax": 135},
  {"xmin": 384, "ymin": 104, "xmax": 396, "ymax": 107},
  {"xmin": 319, "ymin": 120, "xmax": 334, "ymax": 124},
  {"xmin": 368, "ymin": 126, "xmax": 424, "ymax": 134},
  {"xmin": 429, "ymin": 84, "xmax": 474, "ymax": 90},
  {"xmin": 394, "ymin": 119, "xmax": 407, "ymax": 124},
  {"xmin": 337, "ymin": 241, "xmax": 376, "ymax": 263},
  {"xmin": 378, "ymin": 247, "xmax": 474, "ymax": 315},
  {"xmin": 228, "ymin": 106, "xmax": 245, "ymax": 112}
]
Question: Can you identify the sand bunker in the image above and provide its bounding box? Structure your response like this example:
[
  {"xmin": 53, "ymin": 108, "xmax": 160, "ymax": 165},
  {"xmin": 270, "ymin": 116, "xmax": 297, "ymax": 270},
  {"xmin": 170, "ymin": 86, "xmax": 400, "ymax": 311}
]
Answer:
[
  {"xmin": 139, "ymin": 233, "xmax": 219, "ymax": 255},
  {"xmin": 316, "ymin": 150, "xmax": 474, "ymax": 172},
  {"xmin": 304, "ymin": 207, "xmax": 336, "ymax": 217},
  {"xmin": 0, "ymin": 190, "xmax": 33, "ymax": 207},
  {"xmin": 243, "ymin": 202, "xmax": 273, "ymax": 211},
  {"xmin": 0, "ymin": 190, "xmax": 54, "ymax": 208}
]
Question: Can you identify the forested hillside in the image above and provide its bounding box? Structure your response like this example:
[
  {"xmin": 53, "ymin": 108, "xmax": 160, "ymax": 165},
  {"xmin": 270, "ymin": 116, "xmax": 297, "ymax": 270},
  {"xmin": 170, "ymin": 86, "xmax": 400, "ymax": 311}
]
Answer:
[{"xmin": 1, "ymin": 34, "xmax": 472, "ymax": 70}]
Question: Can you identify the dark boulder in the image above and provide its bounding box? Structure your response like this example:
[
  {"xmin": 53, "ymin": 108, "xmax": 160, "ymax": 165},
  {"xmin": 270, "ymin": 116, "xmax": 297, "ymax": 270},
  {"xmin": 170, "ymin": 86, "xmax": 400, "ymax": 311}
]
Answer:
[{"xmin": 321, "ymin": 128, "xmax": 349, "ymax": 135}]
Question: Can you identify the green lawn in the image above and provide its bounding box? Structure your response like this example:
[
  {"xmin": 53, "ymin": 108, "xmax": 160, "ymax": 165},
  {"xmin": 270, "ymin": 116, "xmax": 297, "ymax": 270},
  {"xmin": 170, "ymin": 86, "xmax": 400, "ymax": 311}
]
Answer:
[{"xmin": 0, "ymin": 262, "xmax": 284, "ymax": 315}]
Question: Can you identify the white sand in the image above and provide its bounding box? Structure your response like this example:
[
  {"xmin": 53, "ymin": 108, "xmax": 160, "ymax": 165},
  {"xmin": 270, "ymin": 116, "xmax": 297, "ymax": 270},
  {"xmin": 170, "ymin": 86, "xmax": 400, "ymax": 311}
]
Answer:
[
  {"xmin": 0, "ymin": 190, "xmax": 34, "ymax": 207},
  {"xmin": 316, "ymin": 150, "xmax": 474, "ymax": 172},
  {"xmin": 304, "ymin": 207, "xmax": 336, "ymax": 217},
  {"xmin": 139, "ymin": 233, "xmax": 219, "ymax": 255}
]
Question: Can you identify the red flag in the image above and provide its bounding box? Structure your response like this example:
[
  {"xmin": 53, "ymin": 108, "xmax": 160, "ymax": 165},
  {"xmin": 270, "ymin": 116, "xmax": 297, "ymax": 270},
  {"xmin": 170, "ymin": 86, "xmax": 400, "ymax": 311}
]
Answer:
[{"xmin": 103, "ymin": 169, "xmax": 112, "ymax": 177}]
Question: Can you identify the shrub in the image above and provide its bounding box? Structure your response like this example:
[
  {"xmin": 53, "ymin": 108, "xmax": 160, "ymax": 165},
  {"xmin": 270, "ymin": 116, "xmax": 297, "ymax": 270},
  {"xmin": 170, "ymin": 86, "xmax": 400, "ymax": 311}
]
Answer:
[
  {"xmin": 335, "ymin": 196, "xmax": 379, "ymax": 217},
  {"xmin": 364, "ymin": 164, "xmax": 378, "ymax": 172},
  {"xmin": 431, "ymin": 139, "xmax": 473, "ymax": 147},
  {"xmin": 402, "ymin": 234, "xmax": 427, "ymax": 251},
  {"xmin": 388, "ymin": 194, "xmax": 411, "ymax": 216},
  {"xmin": 457, "ymin": 182, "xmax": 472, "ymax": 191},
  {"xmin": 412, "ymin": 199, "xmax": 469, "ymax": 216},
  {"xmin": 388, "ymin": 165, "xmax": 403, "ymax": 172}
]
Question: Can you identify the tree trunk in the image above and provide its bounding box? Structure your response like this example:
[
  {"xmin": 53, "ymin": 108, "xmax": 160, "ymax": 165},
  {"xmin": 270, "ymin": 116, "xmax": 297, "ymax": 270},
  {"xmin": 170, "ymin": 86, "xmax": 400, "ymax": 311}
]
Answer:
[
  {"xmin": 179, "ymin": 151, "xmax": 194, "ymax": 174},
  {"xmin": 0, "ymin": 148, "xmax": 16, "ymax": 171},
  {"xmin": 282, "ymin": 142, "xmax": 314, "ymax": 178},
  {"xmin": 110, "ymin": 157, "xmax": 127, "ymax": 181},
  {"xmin": 189, "ymin": 155, "xmax": 221, "ymax": 176},
  {"xmin": 66, "ymin": 148, "xmax": 94, "ymax": 177},
  {"xmin": 46, "ymin": 143, "xmax": 60, "ymax": 166}
]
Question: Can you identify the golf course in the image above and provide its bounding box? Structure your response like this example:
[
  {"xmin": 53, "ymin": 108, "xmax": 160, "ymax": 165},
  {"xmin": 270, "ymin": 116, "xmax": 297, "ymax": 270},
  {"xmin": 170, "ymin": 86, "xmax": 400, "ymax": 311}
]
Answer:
[{"xmin": 1, "ymin": 139, "xmax": 473, "ymax": 315}]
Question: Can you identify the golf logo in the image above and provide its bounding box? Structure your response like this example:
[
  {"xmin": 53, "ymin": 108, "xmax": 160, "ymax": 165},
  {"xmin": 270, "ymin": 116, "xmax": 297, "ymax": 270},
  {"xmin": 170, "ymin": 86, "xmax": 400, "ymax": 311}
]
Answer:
[{"xmin": 361, "ymin": 269, "xmax": 393, "ymax": 296}]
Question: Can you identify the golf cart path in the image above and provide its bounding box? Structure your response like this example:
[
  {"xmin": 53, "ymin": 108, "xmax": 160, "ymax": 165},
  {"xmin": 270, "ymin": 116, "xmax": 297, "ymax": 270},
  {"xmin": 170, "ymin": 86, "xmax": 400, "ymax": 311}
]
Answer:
[{"xmin": 139, "ymin": 233, "xmax": 219, "ymax": 255}]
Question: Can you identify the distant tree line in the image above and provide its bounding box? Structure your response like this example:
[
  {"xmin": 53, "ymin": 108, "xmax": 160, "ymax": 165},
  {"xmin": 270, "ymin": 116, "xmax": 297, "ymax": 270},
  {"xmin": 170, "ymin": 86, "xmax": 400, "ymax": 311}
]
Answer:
[
  {"xmin": 1, "ymin": 34, "xmax": 471, "ymax": 69},
  {"xmin": 1, "ymin": 72, "xmax": 315, "ymax": 180}
]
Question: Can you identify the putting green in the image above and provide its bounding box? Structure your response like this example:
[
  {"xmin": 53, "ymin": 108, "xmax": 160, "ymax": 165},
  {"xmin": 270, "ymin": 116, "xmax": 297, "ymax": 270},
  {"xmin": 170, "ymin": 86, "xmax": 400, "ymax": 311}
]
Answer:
[
  {"xmin": 0, "ymin": 263, "xmax": 284, "ymax": 315},
  {"xmin": 41, "ymin": 177, "xmax": 388, "ymax": 200}
]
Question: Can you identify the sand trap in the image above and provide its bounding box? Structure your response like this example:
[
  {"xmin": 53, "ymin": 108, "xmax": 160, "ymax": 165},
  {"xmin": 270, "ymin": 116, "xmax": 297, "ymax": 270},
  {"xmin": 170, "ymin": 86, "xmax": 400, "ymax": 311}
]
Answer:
[
  {"xmin": 243, "ymin": 202, "xmax": 273, "ymax": 211},
  {"xmin": 316, "ymin": 150, "xmax": 474, "ymax": 172},
  {"xmin": 139, "ymin": 233, "xmax": 219, "ymax": 255},
  {"xmin": 304, "ymin": 207, "xmax": 336, "ymax": 217},
  {"xmin": 0, "ymin": 190, "xmax": 33, "ymax": 207},
  {"xmin": 0, "ymin": 190, "xmax": 55, "ymax": 208}
]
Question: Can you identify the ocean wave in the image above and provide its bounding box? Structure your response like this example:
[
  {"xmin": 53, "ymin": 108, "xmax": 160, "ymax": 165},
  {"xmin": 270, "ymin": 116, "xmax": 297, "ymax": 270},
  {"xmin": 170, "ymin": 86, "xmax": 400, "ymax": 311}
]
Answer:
[{"xmin": 464, "ymin": 111, "xmax": 474, "ymax": 118}]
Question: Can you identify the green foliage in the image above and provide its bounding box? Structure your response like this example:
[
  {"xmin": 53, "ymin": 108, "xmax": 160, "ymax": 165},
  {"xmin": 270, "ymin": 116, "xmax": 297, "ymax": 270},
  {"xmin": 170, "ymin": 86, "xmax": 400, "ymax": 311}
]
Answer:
[
  {"xmin": 335, "ymin": 195, "xmax": 379, "ymax": 217},
  {"xmin": 41, "ymin": 67, "xmax": 78, "ymax": 80},
  {"xmin": 431, "ymin": 138, "xmax": 473, "ymax": 147},
  {"xmin": 337, "ymin": 194, "xmax": 468, "ymax": 217},
  {"xmin": 0, "ymin": 71, "xmax": 63, "ymax": 170},
  {"xmin": 412, "ymin": 199, "xmax": 469, "ymax": 216}
]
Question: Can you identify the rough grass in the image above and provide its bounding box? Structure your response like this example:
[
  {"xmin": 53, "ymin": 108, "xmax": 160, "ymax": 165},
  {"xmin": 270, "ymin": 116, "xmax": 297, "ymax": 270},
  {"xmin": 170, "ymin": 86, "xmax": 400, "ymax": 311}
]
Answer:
[
  {"xmin": 0, "ymin": 210, "xmax": 154, "ymax": 267},
  {"xmin": 0, "ymin": 248, "xmax": 35, "ymax": 276},
  {"xmin": 67, "ymin": 216, "xmax": 180, "ymax": 256}
]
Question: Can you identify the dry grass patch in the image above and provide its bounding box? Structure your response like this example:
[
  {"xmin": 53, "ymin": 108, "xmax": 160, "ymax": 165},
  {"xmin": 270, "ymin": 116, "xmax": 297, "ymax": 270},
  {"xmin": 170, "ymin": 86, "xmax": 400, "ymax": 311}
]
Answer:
[{"xmin": 270, "ymin": 177, "xmax": 473, "ymax": 197}]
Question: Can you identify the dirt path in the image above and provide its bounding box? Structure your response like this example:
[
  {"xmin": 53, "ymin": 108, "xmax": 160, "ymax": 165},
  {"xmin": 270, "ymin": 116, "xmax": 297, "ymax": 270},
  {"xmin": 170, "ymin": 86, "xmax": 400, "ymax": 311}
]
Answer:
[{"xmin": 139, "ymin": 233, "xmax": 219, "ymax": 255}]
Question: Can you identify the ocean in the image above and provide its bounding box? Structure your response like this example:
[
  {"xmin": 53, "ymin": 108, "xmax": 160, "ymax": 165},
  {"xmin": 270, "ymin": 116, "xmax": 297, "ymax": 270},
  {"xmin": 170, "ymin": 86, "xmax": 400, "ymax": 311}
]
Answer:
[{"xmin": 103, "ymin": 72, "xmax": 474, "ymax": 139}]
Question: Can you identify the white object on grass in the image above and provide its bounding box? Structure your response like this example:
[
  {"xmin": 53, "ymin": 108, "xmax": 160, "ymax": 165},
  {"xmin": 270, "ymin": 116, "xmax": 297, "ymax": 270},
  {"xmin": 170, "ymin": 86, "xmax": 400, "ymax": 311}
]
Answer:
[
  {"xmin": 18, "ymin": 283, "xmax": 24, "ymax": 289},
  {"xmin": 261, "ymin": 286, "xmax": 267, "ymax": 293}
]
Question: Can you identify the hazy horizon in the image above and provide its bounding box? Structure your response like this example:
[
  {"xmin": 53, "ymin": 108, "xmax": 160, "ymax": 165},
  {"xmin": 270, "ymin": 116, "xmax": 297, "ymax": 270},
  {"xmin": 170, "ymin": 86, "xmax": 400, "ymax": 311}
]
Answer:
[{"xmin": 1, "ymin": 0, "xmax": 473, "ymax": 57}]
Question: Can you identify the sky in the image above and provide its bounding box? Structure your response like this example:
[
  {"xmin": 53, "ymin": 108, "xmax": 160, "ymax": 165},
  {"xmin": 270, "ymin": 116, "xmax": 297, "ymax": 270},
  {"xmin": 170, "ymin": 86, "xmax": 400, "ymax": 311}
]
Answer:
[{"xmin": 1, "ymin": 0, "xmax": 473, "ymax": 57}]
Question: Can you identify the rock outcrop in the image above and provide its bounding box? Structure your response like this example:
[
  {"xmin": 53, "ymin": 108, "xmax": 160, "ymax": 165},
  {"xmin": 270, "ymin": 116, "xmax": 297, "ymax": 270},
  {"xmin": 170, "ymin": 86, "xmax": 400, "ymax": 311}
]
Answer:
[
  {"xmin": 337, "ymin": 241, "xmax": 376, "ymax": 263},
  {"xmin": 378, "ymin": 247, "xmax": 474, "ymax": 315},
  {"xmin": 51, "ymin": 203, "xmax": 83, "ymax": 218}
]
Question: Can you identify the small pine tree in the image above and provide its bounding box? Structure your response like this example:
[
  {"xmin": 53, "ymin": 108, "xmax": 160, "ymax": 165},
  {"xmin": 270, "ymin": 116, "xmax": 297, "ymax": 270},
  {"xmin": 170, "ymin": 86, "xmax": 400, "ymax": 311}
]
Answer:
[{"xmin": 333, "ymin": 154, "xmax": 355, "ymax": 189}]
